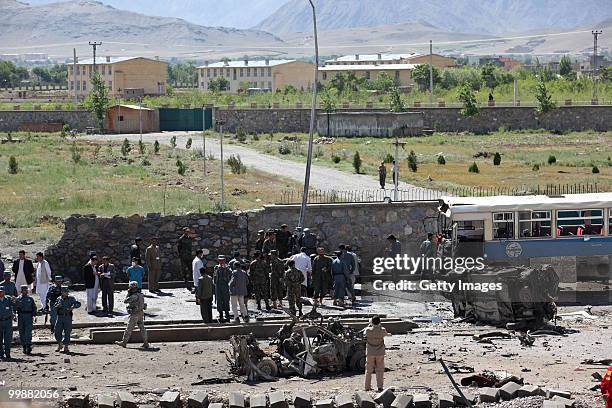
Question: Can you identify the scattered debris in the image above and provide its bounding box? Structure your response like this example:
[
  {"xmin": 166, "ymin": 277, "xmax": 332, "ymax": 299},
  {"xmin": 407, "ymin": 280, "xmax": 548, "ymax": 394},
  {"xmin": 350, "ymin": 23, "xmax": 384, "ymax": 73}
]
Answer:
[{"xmin": 313, "ymin": 137, "xmax": 335, "ymax": 144}]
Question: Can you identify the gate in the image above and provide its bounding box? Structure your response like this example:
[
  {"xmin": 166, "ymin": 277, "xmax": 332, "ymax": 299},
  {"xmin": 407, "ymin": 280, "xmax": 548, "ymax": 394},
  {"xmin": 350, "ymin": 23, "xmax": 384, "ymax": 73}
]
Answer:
[{"xmin": 159, "ymin": 108, "xmax": 212, "ymax": 131}]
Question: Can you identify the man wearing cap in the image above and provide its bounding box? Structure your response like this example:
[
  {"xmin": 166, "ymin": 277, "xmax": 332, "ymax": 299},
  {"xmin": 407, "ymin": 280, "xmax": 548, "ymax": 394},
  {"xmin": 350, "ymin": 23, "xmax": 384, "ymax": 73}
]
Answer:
[
  {"xmin": 177, "ymin": 228, "xmax": 194, "ymax": 291},
  {"xmin": 34, "ymin": 252, "xmax": 52, "ymax": 311},
  {"xmin": 276, "ymin": 224, "xmax": 292, "ymax": 259},
  {"xmin": 283, "ymin": 259, "xmax": 304, "ymax": 316},
  {"xmin": 195, "ymin": 269, "xmax": 214, "ymax": 323},
  {"xmin": 229, "ymin": 262, "xmax": 249, "ymax": 323},
  {"xmin": 290, "ymin": 227, "xmax": 303, "ymax": 255},
  {"xmin": 145, "ymin": 237, "xmax": 162, "ymax": 293},
  {"xmin": 249, "ymin": 251, "xmax": 270, "ymax": 311},
  {"xmin": 46, "ymin": 275, "xmax": 64, "ymax": 333},
  {"xmin": 311, "ymin": 247, "xmax": 333, "ymax": 306},
  {"xmin": 0, "ymin": 285, "xmax": 16, "ymax": 360},
  {"xmin": 83, "ymin": 255, "xmax": 99, "ymax": 314},
  {"xmin": 301, "ymin": 228, "xmax": 318, "ymax": 256},
  {"xmin": 214, "ymin": 255, "xmax": 231, "ymax": 323},
  {"xmin": 262, "ymin": 230, "xmax": 276, "ymax": 257},
  {"xmin": 54, "ymin": 286, "xmax": 81, "ymax": 353},
  {"xmin": 12, "ymin": 250, "xmax": 34, "ymax": 293},
  {"xmin": 254, "ymin": 230, "xmax": 265, "ymax": 253},
  {"xmin": 98, "ymin": 257, "xmax": 116, "ymax": 314},
  {"xmin": 269, "ymin": 250, "xmax": 285, "ymax": 309},
  {"xmin": 15, "ymin": 284, "xmax": 36, "ymax": 354},
  {"xmin": 1, "ymin": 271, "xmax": 18, "ymax": 298},
  {"xmin": 332, "ymin": 250, "xmax": 349, "ymax": 307},
  {"xmin": 115, "ymin": 281, "xmax": 149, "ymax": 349}
]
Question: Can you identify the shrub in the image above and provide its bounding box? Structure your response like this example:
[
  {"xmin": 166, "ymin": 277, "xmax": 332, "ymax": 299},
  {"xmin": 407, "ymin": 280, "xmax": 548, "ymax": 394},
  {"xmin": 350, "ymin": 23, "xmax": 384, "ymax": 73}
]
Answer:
[
  {"xmin": 278, "ymin": 144, "xmax": 291, "ymax": 155},
  {"xmin": 532, "ymin": 164, "xmax": 540, "ymax": 171},
  {"xmin": 138, "ymin": 140, "xmax": 146, "ymax": 155},
  {"xmin": 383, "ymin": 153, "xmax": 394, "ymax": 163},
  {"xmin": 60, "ymin": 124, "xmax": 70, "ymax": 138},
  {"xmin": 252, "ymin": 134, "xmax": 260, "ymax": 141},
  {"xmin": 140, "ymin": 157, "xmax": 151, "ymax": 166},
  {"xmin": 547, "ymin": 155, "xmax": 557, "ymax": 165},
  {"xmin": 469, "ymin": 162, "xmax": 480, "ymax": 173},
  {"xmin": 458, "ymin": 82, "xmax": 480, "ymax": 117},
  {"xmin": 154, "ymin": 140, "xmax": 160, "ymax": 154},
  {"xmin": 353, "ymin": 151, "xmax": 362, "ymax": 174},
  {"xmin": 407, "ymin": 150, "xmax": 417, "ymax": 172},
  {"xmin": 186, "ymin": 138, "xmax": 192, "ymax": 149},
  {"xmin": 70, "ymin": 141, "xmax": 81, "ymax": 165},
  {"xmin": 592, "ymin": 165, "xmax": 600, "ymax": 174},
  {"xmin": 121, "ymin": 138, "xmax": 131, "ymax": 157},
  {"xmin": 176, "ymin": 159, "xmax": 186, "ymax": 175},
  {"xmin": 493, "ymin": 152, "xmax": 501, "ymax": 166},
  {"xmin": 331, "ymin": 155, "xmax": 341, "ymax": 164},
  {"xmin": 170, "ymin": 136, "xmax": 177, "ymax": 149},
  {"xmin": 437, "ymin": 155, "xmax": 446, "ymax": 165},
  {"xmin": 227, "ymin": 154, "xmax": 246, "ymax": 174},
  {"xmin": 8, "ymin": 155, "xmax": 18, "ymax": 174},
  {"xmin": 236, "ymin": 128, "xmax": 247, "ymax": 143}
]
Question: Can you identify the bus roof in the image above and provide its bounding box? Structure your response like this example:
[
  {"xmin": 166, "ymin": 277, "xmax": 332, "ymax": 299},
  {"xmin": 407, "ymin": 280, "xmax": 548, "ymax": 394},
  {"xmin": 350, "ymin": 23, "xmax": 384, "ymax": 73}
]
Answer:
[{"xmin": 441, "ymin": 192, "xmax": 612, "ymax": 215}]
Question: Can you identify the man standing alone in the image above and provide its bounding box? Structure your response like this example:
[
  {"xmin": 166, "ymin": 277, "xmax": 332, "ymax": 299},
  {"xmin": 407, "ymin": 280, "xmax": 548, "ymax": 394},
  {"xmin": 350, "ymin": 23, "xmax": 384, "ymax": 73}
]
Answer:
[
  {"xmin": 34, "ymin": 252, "xmax": 52, "ymax": 311},
  {"xmin": 115, "ymin": 281, "xmax": 149, "ymax": 349},
  {"xmin": 378, "ymin": 162, "xmax": 387, "ymax": 189},
  {"xmin": 83, "ymin": 255, "xmax": 99, "ymax": 314},
  {"xmin": 364, "ymin": 315, "xmax": 390, "ymax": 392},
  {"xmin": 145, "ymin": 237, "xmax": 162, "ymax": 293}
]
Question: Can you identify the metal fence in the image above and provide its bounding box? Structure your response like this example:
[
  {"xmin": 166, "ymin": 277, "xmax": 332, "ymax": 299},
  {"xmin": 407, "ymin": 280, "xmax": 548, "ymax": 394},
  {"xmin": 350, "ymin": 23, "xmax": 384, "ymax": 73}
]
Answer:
[{"xmin": 275, "ymin": 183, "xmax": 609, "ymax": 204}]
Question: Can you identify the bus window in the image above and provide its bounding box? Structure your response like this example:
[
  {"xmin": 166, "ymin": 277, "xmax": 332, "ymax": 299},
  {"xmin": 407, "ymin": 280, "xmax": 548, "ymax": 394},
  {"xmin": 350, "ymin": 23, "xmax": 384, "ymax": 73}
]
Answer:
[
  {"xmin": 456, "ymin": 220, "xmax": 484, "ymax": 242},
  {"xmin": 557, "ymin": 209, "xmax": 604, "ymax": 236},
  {"xmin": 493, "ymin": 212, "xmax": 514, "ymax": 239},
  {"xmin": 519, "ymin": 211, "xmax": 551, "ymax": 238},
  {"xmin": 609, "ymin": 210, "xmax": 612, "ymax": 235}
]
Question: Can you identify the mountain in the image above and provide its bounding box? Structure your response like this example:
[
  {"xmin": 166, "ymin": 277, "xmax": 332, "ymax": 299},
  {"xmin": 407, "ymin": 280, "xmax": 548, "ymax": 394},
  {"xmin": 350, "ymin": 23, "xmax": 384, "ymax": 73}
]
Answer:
[
  {"xmin": 0, "ymin": 0, "xmax": 284, "ymax": 58},
  {"xmin": 22, "ymin": 0, "xmax": 288, "ymax": 29},
  {"xmin": 256, "ymin": 0, "xmax": 612, "ymax": 35}
]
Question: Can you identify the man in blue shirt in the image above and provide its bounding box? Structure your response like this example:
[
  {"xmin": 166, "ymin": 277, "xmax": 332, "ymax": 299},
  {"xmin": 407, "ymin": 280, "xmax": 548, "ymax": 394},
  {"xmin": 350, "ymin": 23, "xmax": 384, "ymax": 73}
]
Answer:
[
  {"xmin": 0, "ymin": 271, "xmax": 17, "ymax": 298},
  {"xmin": 15, "ymin": 285, "xmax": 36, "ymax": 355},
  {"xmin": 0, "ymin": 285, "xmax": 16, "ymax": 360},
  {"xmin": 127, "ymin": 257, "xmax": 145, "ymax": 289}
]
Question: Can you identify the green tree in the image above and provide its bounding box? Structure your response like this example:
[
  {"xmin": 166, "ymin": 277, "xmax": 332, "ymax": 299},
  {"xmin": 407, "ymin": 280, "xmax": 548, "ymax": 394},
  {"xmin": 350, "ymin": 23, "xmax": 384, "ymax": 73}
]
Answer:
[
  {"xmin": 407, "ymin": 150, "xmax": 417, "ymax": 172},
  {"xmin": 176, "ymin": 159, "xmax": 186, "ymax": 175},
  {"xmin": 121, "ymin": 138, "xmax": 131, "ymax": 157},
  {"xmin": 468, "ymin": 162, "xmax": 479, "ymax": 173},
  {"xmin": 154, "ymin": 140, "xmax": 160, "ymax": 154},
  {"xmin": 208, "ymin": 76, "xmax": 230, "ymax": 92},
  {"xmin": 389, "ymin": 87, "xmax": 405, "ymax": 112},
  {"xmin": 320, "ymin": 89, "xmax": 337, "ymax": 136},
  {"xmin": 457, "ymin": 82, "xmax": 479, "ymax": 117},
  {"xmin": 368, "ymin": 72, "xmax": 397, "ymax": 92},
  {"xmin": 599, "ymin": 66, "xmax": 612, "ymax": 82},
  {"xmin": 535, "ymin": 78, "xmax": 556, "ymax": 115},
  {"xmin": 437, "ymin": 155, "xmax": 446, "ymax": 165},
  {"xmin": 411, "ymin": 64, "xmax": 440, "ymax": 91},
  {"xmin": 32, "ymin": 67, "xmax": 52, "ymax": 84},
  {"xmin": 138, "ymin": 140, "xmax": 146, "ymax": 155},
  {"xmin": 493, "ymin": 152, "xmax": 501, "ymax": 166},
  {"xmin": 8, "ymin": 156, "xmax": 18, "ymax": 174},
  {"xmin": 353, "ymin": 151, "xmax": 362, "ymax": 174},
  {"xmin": 83, "ymin": 72, "xmax": 110, "ymax": 130},
  {"xmin": 559, "ymin": 55, "xmax": 574, "ymax": 79},
  {"xmin": 481, "ymin": 63, "xmax": 497, "ymax": 89},
  {"xmin": 70, "ymin": 141, "xmax": 82, "ymax": 175}
]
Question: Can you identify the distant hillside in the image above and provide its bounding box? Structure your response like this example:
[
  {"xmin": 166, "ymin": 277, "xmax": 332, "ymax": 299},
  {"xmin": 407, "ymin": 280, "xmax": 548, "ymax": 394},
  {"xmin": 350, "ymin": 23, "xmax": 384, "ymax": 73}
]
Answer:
[
  {"xmin": 256, "ymin": 0, "xmax": 612, "ymax": 35},
  {"xmin": 0, "ymin": 0, "xmax": 284, "ymax": 58}
]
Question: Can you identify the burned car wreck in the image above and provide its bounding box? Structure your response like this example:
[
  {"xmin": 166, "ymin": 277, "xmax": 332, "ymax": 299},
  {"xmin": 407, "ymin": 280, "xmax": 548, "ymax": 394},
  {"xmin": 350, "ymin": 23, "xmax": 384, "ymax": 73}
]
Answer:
[{"xmin": 227, "ymin": 319, "xmax": 366, "ymax": 381}]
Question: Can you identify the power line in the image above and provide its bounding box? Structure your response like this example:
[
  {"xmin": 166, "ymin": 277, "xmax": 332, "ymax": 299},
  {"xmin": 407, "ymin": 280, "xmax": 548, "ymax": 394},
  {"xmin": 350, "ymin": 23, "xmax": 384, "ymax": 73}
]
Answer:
[
  {"xmin": 591, "ymin": 30, "xmax": 602, "ymax": 101},
  {"xmin": 88, "ymin": 41, "xmax": 102, "ymax": 73}
]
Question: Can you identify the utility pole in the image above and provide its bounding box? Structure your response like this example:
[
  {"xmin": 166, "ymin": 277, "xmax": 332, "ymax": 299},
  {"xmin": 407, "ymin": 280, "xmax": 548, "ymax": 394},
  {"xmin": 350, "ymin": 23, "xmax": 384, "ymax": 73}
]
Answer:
[
  {"xmin": 391, "ymin": 138, "xmax": 406, "ymax": 201},
  {"xmin": 88, "ymin": 41, "xmax": 102, "ymax": 73},
  {"xmin": 138, "ymin": 97, "xmax": 142, "ymax": 142},
  {"xmin": 429, "ymin": 40, "xmax": 434, "ymax": 107},
  {"xmin": 217, "ymin": 119, "xmax": 225, "ymax": 211},
  {"xmin": 72, "ymin": 48, "xmax": 78, "ymax": 105},
  {"xmin": 117, "ymin": 99, "xmax": 121, "ymax": 135},
  {"xmin": 202, "ymin": 106, "xmax": 207, "ymax": 176},
  {"xmin": 297, "ymin": 0, "xmax": 319, "ymax": 230},
  {"xmin": 591, "ymin": 30, "xmax": 602, "ymax": 102}
]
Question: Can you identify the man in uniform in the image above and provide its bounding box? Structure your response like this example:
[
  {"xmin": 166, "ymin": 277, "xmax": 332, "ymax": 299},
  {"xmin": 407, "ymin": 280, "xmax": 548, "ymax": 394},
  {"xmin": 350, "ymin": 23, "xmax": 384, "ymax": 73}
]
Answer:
[
  {"xmin": 332, "ymin": 251, "xmax": 349, "ymax": 307},
  {"xmin": 228, "ymin": 251, "xmax": 241, "ymax": 271},
  {"xmin": 46, "ymin": 275, "xmax": 64, "ymax": 333},
  {"xmin": 249, "ymin": 251, "xmax": 270, "ymax": 311},
  {"xmin": 177, "ymin": 227, "xmax": 194, "ymax": 291},
  {"xmin": 213, "ymin": 255, "xmax": 231, "ymax": 323},
  {"xmin": 262, "ymin": 230, "xmax": 276, "ymax": 257},
  {"xmin": 269, "ymin": 250, "xmax": 285, "ymax": 309},
  {"xmin": 290, "ymin": 227, "xmax": 302, "ymax": 255},
  {"xmin": 0, "ymin": 285, "xmax": 15, "ymax": 360},
  {"xmin": 254, "ymin": 230, "xmax": 265, "ymax": 252},
  {"xmin": 284, "ymin": 259, "xmax": 304, "ymax": 317},
  {"xmin": 54, "ymin": 286, "xmax": 81, "ymax": 353},
  {"xmin": 115, "ymin": 281, "xmax": 149, "ymax": 349},
  {"xmin": 1, "ymin": 271, "xmax": 17, "ymax": 297},
  {"xmin": 15, "ymin": 284, "xmax": 36, "ymax": 354},
  {"xmin": 145, "ymin": 237, "xmax": 162, "ymax": 293},
  {"xmin": 195, "ymin": 271, "xmax": 214, "ymax": 323},
  {"xmin": 276, "ymin": 224, "xmax": 292, "ymax": 259},
  {"xmin": 311, "ymin": 247, "xmax": 333, "ymax": 306},
  {"xmin": 301, "ymin": 228, "xmax": 318, "ymax": 256}
]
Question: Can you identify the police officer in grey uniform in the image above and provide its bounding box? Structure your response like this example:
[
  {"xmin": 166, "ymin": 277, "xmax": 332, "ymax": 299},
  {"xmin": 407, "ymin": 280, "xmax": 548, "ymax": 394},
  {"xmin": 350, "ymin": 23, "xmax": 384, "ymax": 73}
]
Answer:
[
  {"xmin": 1, "ymin": 271, "xmax": 17, "ymax": 297},
  {"xmin": 0, "ymin": 285, "xmax": 16, "ymax": 360},
  {"xmin": 46, "ymin": 275, "xmax": 64, "ymax": 333},
  {"xmin": 16, "ymin": 284, "xmax": 36, "ymax": 354},
  {"xmin": 54, "ymin": 286, "xmax": 81, "ymax": 353}
]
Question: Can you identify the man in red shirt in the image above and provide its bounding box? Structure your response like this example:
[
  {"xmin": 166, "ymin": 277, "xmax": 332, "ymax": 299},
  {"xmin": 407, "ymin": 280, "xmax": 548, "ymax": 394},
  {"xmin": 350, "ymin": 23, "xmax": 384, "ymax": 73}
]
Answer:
[{"xmin": 602, "ymin": 366, "xmax": 612, "ymax": 408}]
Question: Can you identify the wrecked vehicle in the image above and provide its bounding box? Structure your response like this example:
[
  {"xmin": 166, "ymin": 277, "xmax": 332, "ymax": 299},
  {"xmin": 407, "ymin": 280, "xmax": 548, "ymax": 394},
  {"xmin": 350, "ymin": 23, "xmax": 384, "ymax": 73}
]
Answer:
[
  {"xmin": 227, "ymin": 319, "xmax": 366, "ymax": 381},
  {"xmin": 444, "ymin": 264, "xmax": 559, "ymax": 329}
]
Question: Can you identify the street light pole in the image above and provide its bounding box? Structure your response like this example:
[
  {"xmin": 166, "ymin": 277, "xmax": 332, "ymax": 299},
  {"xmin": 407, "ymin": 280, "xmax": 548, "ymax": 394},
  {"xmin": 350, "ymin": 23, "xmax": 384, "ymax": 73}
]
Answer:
[
  {"xmin": 138, "ymin": 97, "xmax": 142, "ymax": 142},
  {"xmin": 591, "ymin": 30, "xmax": 603, "ymax": 102},
  {"xmin": 298, "ymin": 0, "xmax": 319, "ymax": 230},
  {"xmin": 219, "ymin": 122, "xmax": 225, "ymax": 211},
  {"xmin": 429, "ymin": 40, "xmax": 434, "ymax": 107},
  {"xmin": 202, "ymin": 106, "xmax": 207, "ymax": 176}
]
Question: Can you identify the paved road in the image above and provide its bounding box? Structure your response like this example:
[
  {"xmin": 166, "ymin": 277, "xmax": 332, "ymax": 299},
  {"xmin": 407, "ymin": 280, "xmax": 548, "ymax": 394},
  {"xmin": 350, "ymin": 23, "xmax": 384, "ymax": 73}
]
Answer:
[{"xmin": 86, "ymin": 131, "xmax": 439, "ymax": 198}]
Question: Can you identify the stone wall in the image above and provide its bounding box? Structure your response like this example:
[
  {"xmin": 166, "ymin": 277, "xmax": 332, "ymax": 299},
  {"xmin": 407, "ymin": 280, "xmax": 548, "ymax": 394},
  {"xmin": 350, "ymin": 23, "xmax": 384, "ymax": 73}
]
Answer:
[
  {"xmin": 215, "ymin": 108, "xmax": 312, "ymax": 133},
  {"xmin": 316, "ymin": 111, "xmax": 424, "ymax": 137},
  {"xmin": 45, "ymin": 202, "xmax": 438, "ymax": 283},
  {"xmin": 0, "ymin": 110, "xmax": 96, "ymax": 132}
]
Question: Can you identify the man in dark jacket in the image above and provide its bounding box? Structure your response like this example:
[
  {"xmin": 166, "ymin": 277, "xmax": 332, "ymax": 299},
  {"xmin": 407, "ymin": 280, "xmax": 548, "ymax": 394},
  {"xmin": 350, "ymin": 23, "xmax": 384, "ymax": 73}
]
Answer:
[
  {"xmin": 275, "ymin": 224, "xmax": 292, "ymax": 259},
  {"xmin": 195, "ymin": 272, "xmax": 214, "ymax": 323},
  {"xmin": 82, "ymin": 255, "xmax": 99, "ymax": 314},
  {"xmin": 12, "ymin": 250, "xmax": 34, "ymax": 291},
  {"xmin": 311, "ymin": 247, "xmax": 332, "ymax": 306}
]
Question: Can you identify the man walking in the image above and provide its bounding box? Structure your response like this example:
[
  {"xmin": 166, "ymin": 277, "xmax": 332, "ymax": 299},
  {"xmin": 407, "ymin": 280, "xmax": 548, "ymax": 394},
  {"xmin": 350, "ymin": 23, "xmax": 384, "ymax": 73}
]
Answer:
[
  {"xmin": 0, "ymin": 286, "xmax": 15, "ymax": 360},
  {"xmin": 311, "ymin": 247, "xmax": 333, "ymax": 306},
  {"xmin": 195, "ymin": 271, "xmax": 214, "ymax": 323},
  {"xmin": 46, "ymin": 275, "xmax": 63, "ymax": 333},
  {"xmin": 1, "ymin": 271, "xmax": 17, "ymax": 297},
  {"xmin": 214, "ymin": 255, "xmax": 231, "ymax": 323},
  {"xmin": 145, "ymin": 237, "xmax": 162, "ymax": 293},
  {"xmin": 249, "ymin": 251, "xmax": 270, "ymax": 311},
  {"xmin": 177, "ymin": 227, "xmax": 194, "ymax": 291},
  {"xmin": 229, "ymin": 263, "xmax": 249, "ymax": 323},
  {"xmin": 378, "ymin": 162, "xmax": 387, "ymax": 189},
  {"xmin": 12, "ymin": 250, "xmax": 34, "ymax": 293},
  {"xmin": 98, "ymin": 257, "xmax": 116, "ymax": 314},
  {"xmin": 54, "ymin": 286, "xmax": 81, "ymax": 353},
  {"xmin": 83, "ymin": 255, "xmax": 99, "ymax": 314},
  {"xmin": 34, "ymin": 252, "xmax": 52, "ymax": 311},
  {"xmin": 269, "ymin": 250, "xmax": 285, "ymax": 309},
  {"xmin": 364, "ymin": 315, "xmax": 390, "ymax": 392},
  {"xmin": 115, "ymin": 281, "xmax": 149, "ymax": 349},
  {"xmin": 284, "ymin": 259, "xmax": 304, "ymax": 317},
  {"xmin": 15, "ymin": 285, "xmax": 36, "ymax": 354}
]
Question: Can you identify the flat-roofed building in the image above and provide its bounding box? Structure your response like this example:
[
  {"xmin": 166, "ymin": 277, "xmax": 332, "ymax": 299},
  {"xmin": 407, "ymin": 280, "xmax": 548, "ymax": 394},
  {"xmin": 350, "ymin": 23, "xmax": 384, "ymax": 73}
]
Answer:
[
  {"xmin": 319, "ymin": 63, "xmax": 417, "ymax": 87},
  {"xmin": 325, "ymin": 53, "xmax": 456, "ymax": 68}
]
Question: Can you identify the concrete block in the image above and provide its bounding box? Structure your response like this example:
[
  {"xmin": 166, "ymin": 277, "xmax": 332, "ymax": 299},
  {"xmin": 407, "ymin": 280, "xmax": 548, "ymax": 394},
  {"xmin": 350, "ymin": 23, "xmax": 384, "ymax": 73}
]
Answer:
[
  {"xmin": 499, "ymin": 381, "xmax": 521, "ymax": 400},
  {"xmin": 294, "ymin": 391, "xmax": 312, "ymax": 408},
  {"xmin": 478, "ymin": 388, "xmax": 499, "ymax": 403},
  {"xmin": 551, "ymin": 396, "xmax": 575, "ymax": 407},
  {"xmin": 117, "ymin": 392, "xmax": 137, "ymax": 408},
  {"xmin": 67, "ymin": 393, "xmax": 89, "ymax": 408},
  {"xmin": 412, "ymin": 394, "xmax": 431, "ymax": 408},
  {"xmin": 335, "ymin": 394, "xmax": 353, "ymax": 408},
  {"xmin": 517, "ymin": 385, "xmax": 545, "ymax": 398},
  {"xmin": 315, "ymin": 399, "xmax": 333, "ymax": 408},
  {"xmin": 229, "ymin": 392, "xmax": 246, "ymax": 408},
  {"xmin": 251, "ymin": 394, "xmax": 267, "ymax": 408},
  {"xmin": 390, "ymin": 394, "xmax": 413, "ymax": 408},
  {"xmin": 97, "ymin": 395, "xmax": 115, "ymax": 408},
  {"xmin": 187, "ymin": 391, "xmax": 209, "ymax": 408},
  {"xmin": 209, "ymin": 404, "xmax": 224, "ymax": 408},
  {"xmin": 547, "ymin": 389, "xmax": 572, "ymax": 399},
  {"xmin": 452, "ymin": 392, "xmax": 476, "ymax": 406},
  {"xmin": 437, "ymin": 393, "xmax": 454, "ymax": 408},
  {"xmin": 160, "ymin": 391, "xmax": 181, "ymax": 408},
  {"xmin": 269, "ymin": 391, "xmax": 288, "ymax": 408},
  {"xmin": 542, "ymin": 401, "xmax": 564, "ymax": 408},
  {"xmin": 374, "ymin": 388, "xmax": 396, "ymax": 407},
  {"xmin": 354, "ymin": 392, "xmax": 375, "ymax": 408}
]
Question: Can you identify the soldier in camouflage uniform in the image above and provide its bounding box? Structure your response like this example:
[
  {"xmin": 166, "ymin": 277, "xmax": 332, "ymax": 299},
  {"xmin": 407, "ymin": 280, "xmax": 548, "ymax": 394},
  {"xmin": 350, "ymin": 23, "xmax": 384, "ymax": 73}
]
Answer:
[
  {"xmin": 268, "ymin": 250, "xmax": 285, "ymax": 309},
  {"xmin": 311, "ymin": 247, "xmax": 333, "ymax": 306},
  {"xmin": 54, "ymin": 286, "xmax": 81, "ymax": 353},
  {"xmin": 177, "ymin": 227, "xmax": 194, "ymax": 291},
  {"xmin": 249, "ymin": 251, "xmax": 270, "ymax": 311},
  {"xmin": 284, "ymin": 259, "xmax": 304, "ymax": 317},
  {"xmin": 115, "ymin": 281, "xmax": 149, "ymax": 349},
  {"xmin": 213, "ymin": 255, "xmax": 232, "ymax": 323}
]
